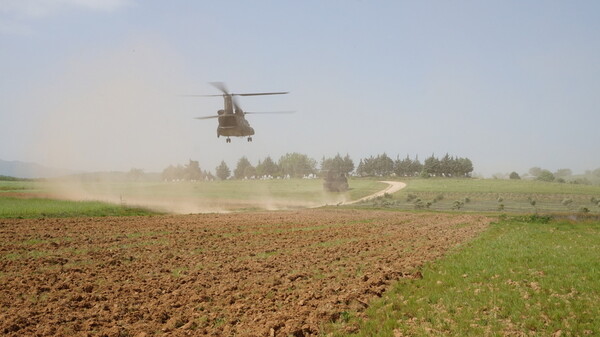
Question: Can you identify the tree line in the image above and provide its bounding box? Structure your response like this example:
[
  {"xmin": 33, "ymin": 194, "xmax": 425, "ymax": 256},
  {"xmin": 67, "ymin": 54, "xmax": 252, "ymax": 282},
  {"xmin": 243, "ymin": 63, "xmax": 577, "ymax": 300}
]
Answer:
[
  {"xmin": 161, "ymin": 152, "xmax": 474, "ymax": 181},
  {"xmin": 357, "ymin": 153, "xmax": 473, "ymax": 177}
]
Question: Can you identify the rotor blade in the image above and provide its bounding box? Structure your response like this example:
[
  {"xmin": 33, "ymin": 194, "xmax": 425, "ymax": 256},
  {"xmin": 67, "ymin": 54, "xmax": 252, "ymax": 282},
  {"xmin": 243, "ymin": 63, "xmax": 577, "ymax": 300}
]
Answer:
[
  {"xmin": 180, "ymin": 94, "xmax": 223, "ymax": 97},
  {"xmin": 232, "ymin": 95, "xmax": 243, "ymax": 113},
  {"xmin": 194, "ymin": 115, "xmax": 221, "ymax": 120},
  {"xmin": 209, "ymin": 82, "xmax": 229, "ymax": 95},
  {"xmin": 244, "ymin": 111, "xmax": 295, "ymax": 115},
  {"xmin": 235, "ymin": 92, "xmax": 289, "ymax": 96}
]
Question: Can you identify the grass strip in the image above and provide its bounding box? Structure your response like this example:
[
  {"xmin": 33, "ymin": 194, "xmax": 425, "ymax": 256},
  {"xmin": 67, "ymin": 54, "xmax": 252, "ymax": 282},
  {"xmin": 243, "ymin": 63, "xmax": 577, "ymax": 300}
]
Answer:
[
  {"xmin": 0, "ymin": 197, "xmax": 157, "ymax": 218},
  {"xmin": 329, "ymin": 215, "xmax": 600, "ymax": 336}
]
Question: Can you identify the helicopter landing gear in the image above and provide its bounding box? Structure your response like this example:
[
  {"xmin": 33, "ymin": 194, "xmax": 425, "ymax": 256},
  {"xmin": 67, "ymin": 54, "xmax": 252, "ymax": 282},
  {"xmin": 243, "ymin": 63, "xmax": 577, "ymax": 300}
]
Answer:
[
  {"xmin": 247, "ymin": 137, "xmax": 253, "ymax": 142},
  {"xmin": 226, "ymin": 137, "xmax": 231, "ymax": 143}
]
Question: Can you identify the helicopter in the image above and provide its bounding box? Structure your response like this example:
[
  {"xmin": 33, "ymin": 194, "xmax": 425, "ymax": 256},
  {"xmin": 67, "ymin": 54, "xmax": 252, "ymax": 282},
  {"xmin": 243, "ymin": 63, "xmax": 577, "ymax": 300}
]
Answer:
[{"xmin": 188, "ymin": 82, "xmax": 292, "ymax": 143}]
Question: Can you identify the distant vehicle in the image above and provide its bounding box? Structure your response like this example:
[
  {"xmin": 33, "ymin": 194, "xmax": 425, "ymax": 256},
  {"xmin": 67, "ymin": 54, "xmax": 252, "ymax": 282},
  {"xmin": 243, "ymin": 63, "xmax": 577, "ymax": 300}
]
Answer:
[
  {"xmin": 186, "ymin": 82, "xmax": 292, "ymax": 143},
  {"xmin": 323, "ymin": 170, "xmax": 349, "ymax": 192}
]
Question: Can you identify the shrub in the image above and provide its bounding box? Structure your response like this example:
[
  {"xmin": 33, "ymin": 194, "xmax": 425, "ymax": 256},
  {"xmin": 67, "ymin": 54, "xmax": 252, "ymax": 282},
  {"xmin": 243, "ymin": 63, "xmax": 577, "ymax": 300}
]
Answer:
[
  {"xmin": 413, "ymin": 199, "xmax": 425, "ymax": 209},
  {"xmin": 561, "ymin": 198, "xmax": 573, "ymax": 207},
  {"xmin": 452, "ymin": 200, "xmax": 464, "ymax": 210},
  {"xmin": 536, "ymin": 170, "xmax": 555, "ymax": 182},
  {"xmin": 578, "ymin": 207, "xmax": 590, "ymax": 213},
  {"xmin": 406, "ymin": 194, "xmax": 417, "ymax": 202}
]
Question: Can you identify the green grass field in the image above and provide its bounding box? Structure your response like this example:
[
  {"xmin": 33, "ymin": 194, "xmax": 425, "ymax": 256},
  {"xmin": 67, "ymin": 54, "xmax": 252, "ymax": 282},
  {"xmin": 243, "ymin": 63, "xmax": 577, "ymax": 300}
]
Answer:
[
  {"xmin": 359, "ymin": 178, "xmax": 600, "ymax": 214},
  {"xmin": 0, "ymin": 197, "xmax": 156, "ymax": 218},
  {"xmin": 327, "ymin": 215, "xmax": 600, "ymax": 336},
  {"xmin": 0, "ymin": 178, "xmax": 385, "ymax": 218}
]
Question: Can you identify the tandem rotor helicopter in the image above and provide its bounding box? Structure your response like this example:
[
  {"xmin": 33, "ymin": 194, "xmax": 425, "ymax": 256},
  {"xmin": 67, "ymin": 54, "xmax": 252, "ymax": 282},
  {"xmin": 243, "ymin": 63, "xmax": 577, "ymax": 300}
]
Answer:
[{"xmin": 186, "ymin": 82, "xmax": 292, "ymax": 143}]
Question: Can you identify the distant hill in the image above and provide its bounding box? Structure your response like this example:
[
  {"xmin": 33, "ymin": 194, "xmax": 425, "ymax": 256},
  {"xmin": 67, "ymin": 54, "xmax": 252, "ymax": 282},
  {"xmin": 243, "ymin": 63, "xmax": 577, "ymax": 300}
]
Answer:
[{"xmin": 0, "ymin": 159, "xmax": 78, "ymax": 179}]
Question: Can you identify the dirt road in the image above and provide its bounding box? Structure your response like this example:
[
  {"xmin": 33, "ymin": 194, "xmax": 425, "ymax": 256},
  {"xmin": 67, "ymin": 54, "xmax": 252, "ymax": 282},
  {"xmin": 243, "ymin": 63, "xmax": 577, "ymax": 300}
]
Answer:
[{"xmin": 343, "ymin": 181, "xmax": 406, "ymax": 205}]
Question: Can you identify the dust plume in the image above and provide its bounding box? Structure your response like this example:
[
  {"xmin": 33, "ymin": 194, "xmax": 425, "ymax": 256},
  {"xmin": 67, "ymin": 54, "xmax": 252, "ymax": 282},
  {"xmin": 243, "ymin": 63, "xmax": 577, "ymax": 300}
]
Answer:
[{"xmin": 24, "ymin": 38, "xmax": 352, "ymax": 213}]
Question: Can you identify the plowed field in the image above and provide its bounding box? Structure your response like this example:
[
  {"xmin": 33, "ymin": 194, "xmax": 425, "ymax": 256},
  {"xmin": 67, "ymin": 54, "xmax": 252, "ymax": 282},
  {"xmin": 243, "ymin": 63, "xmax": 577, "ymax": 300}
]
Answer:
[{"xmin": 0, "ymin": 209, "xmax": 491, "ymax": 336}]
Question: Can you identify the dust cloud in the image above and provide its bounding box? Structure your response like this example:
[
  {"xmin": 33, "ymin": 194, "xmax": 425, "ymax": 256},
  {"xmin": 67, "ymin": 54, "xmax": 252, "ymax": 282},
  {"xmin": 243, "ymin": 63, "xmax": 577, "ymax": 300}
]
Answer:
[
  {"xmin": 39, "ymin": 178, "xmax": 351, "ymax": 214},
  {"xmin": 24, "ymin": 39, "xmax": 352, "ymax": 213}
]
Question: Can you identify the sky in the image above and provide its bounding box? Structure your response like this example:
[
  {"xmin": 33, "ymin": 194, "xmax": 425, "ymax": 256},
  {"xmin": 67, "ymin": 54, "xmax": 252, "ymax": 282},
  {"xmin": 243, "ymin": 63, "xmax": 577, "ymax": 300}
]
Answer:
[{"xmin": 1, "ymin": 0, "xmax": 599, "ymax": 177}]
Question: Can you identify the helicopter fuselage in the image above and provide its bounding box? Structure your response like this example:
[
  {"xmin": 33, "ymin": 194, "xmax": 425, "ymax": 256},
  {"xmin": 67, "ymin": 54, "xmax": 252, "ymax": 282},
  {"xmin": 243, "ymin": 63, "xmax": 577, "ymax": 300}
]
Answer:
[
  {"xmin": 192, "ymin": 83, "xmax": 288, "ymax": 143},
  {"xmin": 216, "ymin": 96, "xmax": 255, "ymax": 141},
  {"xmin": 217, "ymin": 115, "xmax": 255, "ymax": 137}
]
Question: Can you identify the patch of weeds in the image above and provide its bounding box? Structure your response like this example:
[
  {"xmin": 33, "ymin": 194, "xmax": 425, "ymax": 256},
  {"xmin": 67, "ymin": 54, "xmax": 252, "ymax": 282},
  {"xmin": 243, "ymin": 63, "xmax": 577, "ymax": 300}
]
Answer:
[
  {"xmin": 213, "ymin": 317, "xmax": 226, "ymax": 328},
  {"xmin": 126, "ymin": 230, "xmax": 171, "ymax": 239},
  {"xmin": 171, "ymin": 267, "xmax": 187, "ymax": 278},
  {"xmin": 339, "ymin": 311, "xmax": 352, "ymax": 323},
  {"xmin": 20, "ymin": 238, "xmax": 47, "ymax": 245},
  {"xmin": 312, "ymin": 238, "xmax": 354, "ymax": 248},
  {"xmin": 255, "ymin": 250, "xmax": 279, "ymax": 259},
  {"xmin": 452, "ymin": 200, "xmax": 464, "ymax": 210},
  {"xmin": 313, "ymin": 269, "xmax": 326, "ymax": 280}
]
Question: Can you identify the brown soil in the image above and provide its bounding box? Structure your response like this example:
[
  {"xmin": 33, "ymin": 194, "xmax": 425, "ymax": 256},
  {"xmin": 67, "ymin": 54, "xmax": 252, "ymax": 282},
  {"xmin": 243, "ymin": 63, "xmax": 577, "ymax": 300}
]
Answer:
[{"xmin": 0, "ymin": 209, "xmax": 491, "ymax": 336}]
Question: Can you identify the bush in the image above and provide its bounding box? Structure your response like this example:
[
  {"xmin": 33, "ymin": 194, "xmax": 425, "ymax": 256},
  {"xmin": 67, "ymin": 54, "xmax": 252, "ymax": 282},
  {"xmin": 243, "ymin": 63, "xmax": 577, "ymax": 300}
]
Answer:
[
  {"xmin": 452, "ymin": 200, "xmax": 464, "ymax": 210},
  {"xmin": 413, "ymin": 199, "xmax": 425, "ymax": 209},
  {"xmin": 406, "ymin": 193, "xmax": 417, "ymax": 202},
  {"xmin": 536, "ymin": 170, "xmax": 555, "ymax": 182},
  {"xmin": 509, "ymin": 171, "xmax": 521, "ymax": 180},
  {"xmin": 561, "ymin": 198, "xmax": 573, "ymax": 207}
]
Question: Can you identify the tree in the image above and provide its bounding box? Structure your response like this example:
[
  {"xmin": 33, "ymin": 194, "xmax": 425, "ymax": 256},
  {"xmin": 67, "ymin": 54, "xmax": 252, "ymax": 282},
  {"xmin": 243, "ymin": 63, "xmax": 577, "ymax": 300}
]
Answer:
[
  {"xmin": 554, "ymin": 168, "xmax": 572, "ymax": 178},
  {"xmin": 341, "ymin": 154, "xmax": 355, "ymax": 175},
  {"xmin": 509, "ymin": 171, "xmax": 521, "ymax": 180},
  {"xmin": 456, "ymin": 157, "xmax": 473, "ymax": 177},
  {"xmin": 529, "ymin": 167, "xmax": 542, "ymax": 177},
  {"xmin": 278, "ymin": 153, "xmax": 317, "ymax": 178},
  {"xmin": 243, "ymin": 166, "xmax": 256, "ymax": 178},
  {"xmin": 356, "ymin": 154, "xmax": 393, "ymax": 176},
  {"xmin": 374, "ymin": 153, "xmax": 394, "ymax": 176},
  {"xmin": 410, "ymin": 156, "xmax": 423, "ymax": 176},
  {"xmin": 256, "ymin": 156, "xmax": 279, "ymax": 177},
  {"xmin": 215, "ymin": 161, "xmax": 231, "ymax": 180},
  {"xmin": 320, "ymin": 153, "xmax": 355, "ymax": 176},
  {"xmin": 162, "ymin": 164, "xmax": 186, "ymax": 181},
  {"xmin": 422, "ymin": 155, "xmax": 440, "ymax": 177},
  {"xmin": 128, "ymin": 168, "xmax": 144, "ymax": 181},
  {"xmin": 234, "ymin": 156, "xmax": 254, "ymax": 179},
  {"xmin": 185, "ymin": 160, "xmax": 203, "ymax": 181},
  {"xmin": 536, "ymin": 169, "xmax": 555, "ymax": 182},
  {"xmin": 394, "ymin": 155, "xmax": 412, "ymax": 177}
]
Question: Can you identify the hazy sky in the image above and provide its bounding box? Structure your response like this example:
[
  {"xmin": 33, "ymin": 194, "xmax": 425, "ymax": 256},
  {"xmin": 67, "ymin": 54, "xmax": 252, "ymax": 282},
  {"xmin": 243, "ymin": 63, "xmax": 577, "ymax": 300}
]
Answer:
[{"xmin": 1, "ymin": 1, "xmax": 599, "ymax": 176}]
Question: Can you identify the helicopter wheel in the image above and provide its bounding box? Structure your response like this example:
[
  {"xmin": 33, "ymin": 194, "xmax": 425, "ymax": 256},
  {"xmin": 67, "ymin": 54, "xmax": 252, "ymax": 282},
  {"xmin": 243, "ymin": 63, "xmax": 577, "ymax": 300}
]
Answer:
[
  {"xmin": 247, "ymin": 137, "xmax": 252, "ymax": 142},
  {"xmin": 226, "ymin": 138, "xmax": 231, "ymax": 143}
]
